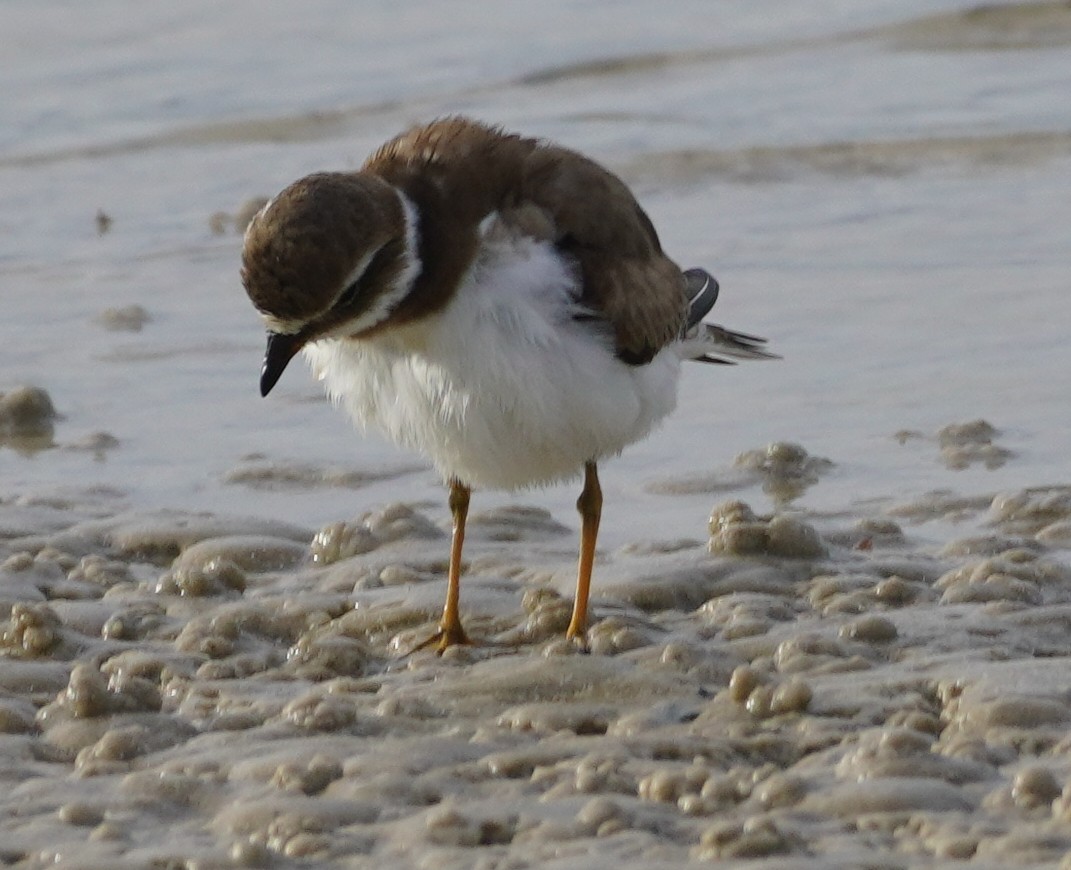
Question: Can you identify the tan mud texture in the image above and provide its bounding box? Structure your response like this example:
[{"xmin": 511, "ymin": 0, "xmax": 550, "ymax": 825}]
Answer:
[{"xmin": 3, "ymin": 465, "xmax": 1071, "ymax": 869}]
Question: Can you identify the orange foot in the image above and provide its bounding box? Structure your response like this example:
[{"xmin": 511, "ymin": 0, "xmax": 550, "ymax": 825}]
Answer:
[
  {"xmin": 565, "ymin": 627, "xmax": 590, "ymax": 653},
  {"xmin": 408, "ymin": 620, "xmax": 473, "ymax": 656}
]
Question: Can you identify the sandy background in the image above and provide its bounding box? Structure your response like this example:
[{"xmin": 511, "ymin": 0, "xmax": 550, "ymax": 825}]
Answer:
[{"xmin": 3, "ymin": 1, "xmax": 1071, "ymax": 866}]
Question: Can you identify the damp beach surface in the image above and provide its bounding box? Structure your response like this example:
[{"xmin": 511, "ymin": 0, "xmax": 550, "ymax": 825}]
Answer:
[{"xmin": 3, "ymin": 1, "xmax": 1071, "ymax": 867}]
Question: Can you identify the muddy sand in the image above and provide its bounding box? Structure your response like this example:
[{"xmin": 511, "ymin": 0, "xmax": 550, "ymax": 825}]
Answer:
[{"xmin": 3, "ymin": 423, "xmax": 1071, "ymax": 868}]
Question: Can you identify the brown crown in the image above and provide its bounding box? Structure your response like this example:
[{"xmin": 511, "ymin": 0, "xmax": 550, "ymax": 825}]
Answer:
[{"xmin": 240, "ymin": 172, "xmax": 403, "ymax": 326}]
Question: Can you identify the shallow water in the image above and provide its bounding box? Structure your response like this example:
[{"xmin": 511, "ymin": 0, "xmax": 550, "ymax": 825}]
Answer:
[{"xmin": 3, "ymin": 1, "xmax": 1071, "ymax": 867}]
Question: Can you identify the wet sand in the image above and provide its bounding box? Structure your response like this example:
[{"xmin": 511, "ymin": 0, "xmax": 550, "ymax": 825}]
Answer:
[
  {"xmin": 3, "ymin": 433, "xmax": 1071, "ymax": 867},
  {"xmin": 3, "ymin": 0, "xmax": 1071, "ymax": 866}
]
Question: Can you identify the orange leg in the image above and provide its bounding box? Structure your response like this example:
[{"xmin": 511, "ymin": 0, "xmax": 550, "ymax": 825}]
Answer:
[
  {"xmin": 412, "ymin": 478, "xmax": 472, "ymax": 653},
  {"xmin": 565, "ymin": 461, "xmax": 601, "ymax": 645}
]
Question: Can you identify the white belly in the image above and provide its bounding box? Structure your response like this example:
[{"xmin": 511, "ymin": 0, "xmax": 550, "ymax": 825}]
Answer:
[{"xmin": 303, "ymin": 234, "xmax": 682, "ymax": 490}]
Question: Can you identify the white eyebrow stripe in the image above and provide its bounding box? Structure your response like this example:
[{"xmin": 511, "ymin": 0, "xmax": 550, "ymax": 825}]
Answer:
[
  {"xmin": 337, "ymin": 241, "xmax": 386, "ymax": 299},
  {"xmin": 323, "ymin": 191, "xmax": 422, "ymax": 337}
]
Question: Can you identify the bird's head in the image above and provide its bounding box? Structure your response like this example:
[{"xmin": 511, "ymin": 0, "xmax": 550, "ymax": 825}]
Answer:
[{"xmin": 240, "ymin": 171, "xmax": 415, "ymax": 395}]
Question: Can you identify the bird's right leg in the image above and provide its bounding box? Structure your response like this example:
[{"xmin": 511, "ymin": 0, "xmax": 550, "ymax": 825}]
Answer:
[{"xmin": 411, "ymin": 478, "xmax": 472, "ymax": 654}]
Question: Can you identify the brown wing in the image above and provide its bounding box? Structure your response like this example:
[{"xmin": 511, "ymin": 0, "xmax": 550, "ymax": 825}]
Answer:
[
  {"xmin": 521, "ymin": 145, "xmax": 688, "ymax": 364},
  {"xmin": 365, "ymin": 117, "xmax": 688, "ymax": 361},
  {"xmin": 363, "ymin": 118, "xmax": 543, "ymax": 327}
]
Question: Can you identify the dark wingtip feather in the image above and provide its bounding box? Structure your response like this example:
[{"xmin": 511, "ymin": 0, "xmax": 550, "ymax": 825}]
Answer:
[
  {"xmin": 681, "ymin": 267, "xmax": 780, "ymax": 364},
  {"xmin": 684, "ymin": 268, "xmax": 720, "ymax": 329}
]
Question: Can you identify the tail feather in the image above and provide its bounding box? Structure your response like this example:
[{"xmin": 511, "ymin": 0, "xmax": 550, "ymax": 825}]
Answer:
[
  {"xmin": 693, "ymin": 324, "xmax": 778, "ymax": 364},
  {"xmin": 681, "ymin": 267, "xmax": 778, "ymax": 364}
]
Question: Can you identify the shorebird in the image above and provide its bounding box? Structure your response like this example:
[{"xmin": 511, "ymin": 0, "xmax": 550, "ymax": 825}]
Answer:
[{"xmin": 241, "ymin": 117, "xmax": 773, "ymax": 652}]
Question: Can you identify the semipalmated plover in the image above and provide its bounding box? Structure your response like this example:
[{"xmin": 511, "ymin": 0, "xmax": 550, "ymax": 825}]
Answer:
[{"xmin": 241, "ymin": 117, "xmax": 774, "ymax": 652}]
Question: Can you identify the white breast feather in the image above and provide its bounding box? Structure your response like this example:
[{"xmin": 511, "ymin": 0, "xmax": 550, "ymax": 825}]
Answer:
[{"xmin": 304, "ymin": 226, "xmax": 682, "ymax": 489}]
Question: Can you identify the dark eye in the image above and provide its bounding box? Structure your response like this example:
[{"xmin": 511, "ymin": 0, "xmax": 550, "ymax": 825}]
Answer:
[{"xmin": 336, "ymin": 280, "xmax": 361, "ymax": 309}]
